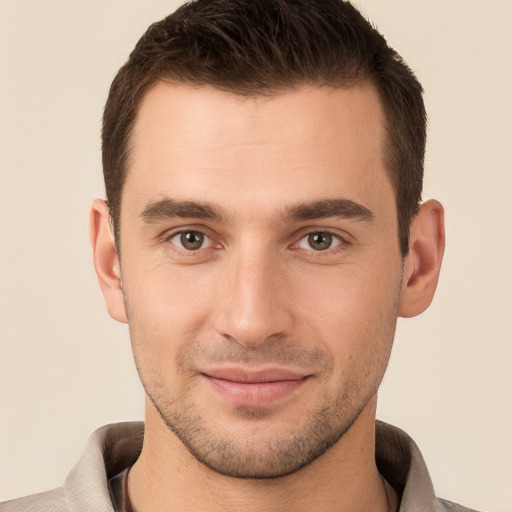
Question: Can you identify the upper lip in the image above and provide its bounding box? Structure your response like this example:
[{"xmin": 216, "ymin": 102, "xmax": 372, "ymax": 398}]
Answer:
[{"xmin": 203, "ymin": 367, "xmax": 309, "ymax": 383}]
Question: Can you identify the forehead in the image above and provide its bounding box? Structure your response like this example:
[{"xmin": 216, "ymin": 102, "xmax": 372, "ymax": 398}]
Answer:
[{"xmin": 124, "ymin": 82, "xmax": 392, "ymax": 220}]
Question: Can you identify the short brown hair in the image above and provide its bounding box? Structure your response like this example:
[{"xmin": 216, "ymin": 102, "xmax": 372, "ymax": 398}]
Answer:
[{"xmin": 102, "ymin": 0, "xmax": 426, "ymax": 256}]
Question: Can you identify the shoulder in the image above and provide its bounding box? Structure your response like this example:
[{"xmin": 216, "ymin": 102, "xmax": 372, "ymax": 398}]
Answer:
[
  {"xmin": 375, "ymin": 422, "xmax": 482, "ymax": 512},
  {"xmin": 434, "ymin": 498, "xmax": 482, "ymax": 512},
  {"xmin": 0, "ymin": 488, "xmax": 67, "ymax": 512},
  {"xmin": 0, "ymin": 422, "xmax": 142, "ymax": 512}
]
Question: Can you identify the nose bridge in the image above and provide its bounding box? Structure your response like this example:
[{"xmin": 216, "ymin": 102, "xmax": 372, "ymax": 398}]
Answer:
[{"xmin": 214, "ymin": 240, "xmax": 292, "ymax": 346}]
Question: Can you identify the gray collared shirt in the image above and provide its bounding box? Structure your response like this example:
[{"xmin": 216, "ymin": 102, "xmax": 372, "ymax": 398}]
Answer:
[{"xmin": 0, "ymin": 421, "xmax": 479, "ymax": 511}]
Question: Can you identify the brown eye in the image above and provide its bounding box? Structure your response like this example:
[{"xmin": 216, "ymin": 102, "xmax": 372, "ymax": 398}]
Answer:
[
  {"xmin": 308, "ymin": 232, "xmax": 333, "ymax": 251},
  {"xmin": 170, "ymin": 231, "xmax": 211, "ymax": 251},
  {"xmin": 298, "ymin": 232, "xmax": 343, "ymax": 251}
]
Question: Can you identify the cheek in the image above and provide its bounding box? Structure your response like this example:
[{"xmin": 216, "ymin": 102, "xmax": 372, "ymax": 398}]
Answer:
[
  {"xmin": 293, "ymin": 262, "xmax": 401, "ymax": 369},
  {"xmin": 122, "ymin": 261, "xmax": 218, "ymax": 363}
]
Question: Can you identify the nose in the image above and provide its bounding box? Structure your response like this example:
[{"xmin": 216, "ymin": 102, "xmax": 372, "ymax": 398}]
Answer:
[{"xmin": 212, "ymin": 246, "xmax": 294, "ymax": 347}]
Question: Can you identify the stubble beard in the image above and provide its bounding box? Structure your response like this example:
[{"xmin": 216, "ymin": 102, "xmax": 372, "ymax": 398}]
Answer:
[
  {"xmin": 126, "ymin": 276, "xmax": 401, "ymax": 480},
  {"xmin": 132, "ymin": 332, "xmax": 394, "ymax": 479},
  {"xmin": 148, "ymin": 376, "xmax": 375, "ymax": 479}
]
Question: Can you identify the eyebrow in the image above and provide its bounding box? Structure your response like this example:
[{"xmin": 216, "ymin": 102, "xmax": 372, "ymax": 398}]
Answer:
[
  {"xmin": 140, "ymin": 198, "xmax": 226, "ymax": 223},
  {"xmin": 285, "ymin": 199, "xmax": 374, "ymax": 223},
  {"xmin": 140, "ymin": 197, "xmax": 374, "ymax": 224}
]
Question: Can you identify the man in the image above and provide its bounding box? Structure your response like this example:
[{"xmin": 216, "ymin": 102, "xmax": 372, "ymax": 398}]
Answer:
[{"xmin": 1, "ymin": 0, "xmax": 478, "ymax": 511}]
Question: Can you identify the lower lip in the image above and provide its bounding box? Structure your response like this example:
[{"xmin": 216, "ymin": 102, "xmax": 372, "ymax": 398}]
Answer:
[{"xmin": 204, "ymin": 375, "xmax": 308, "ymax": 407}]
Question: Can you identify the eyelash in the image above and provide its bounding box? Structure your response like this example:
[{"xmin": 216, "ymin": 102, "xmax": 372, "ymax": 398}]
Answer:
[
  {"xmin": 293, "ymin": 231, "xmax": 349, "ymax": 254},
  {"xmin": 161, "ymin": 228, "xmax": 220, "ymax": 257},
  {"xmin": 161, "ymin": 227, "xmax": 351, "ymax": 257}
]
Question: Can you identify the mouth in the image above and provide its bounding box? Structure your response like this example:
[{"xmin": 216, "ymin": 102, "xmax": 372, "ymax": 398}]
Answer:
[{"xmin": 202, "ymin": 368, "xmax": 311, "ymax": 407}]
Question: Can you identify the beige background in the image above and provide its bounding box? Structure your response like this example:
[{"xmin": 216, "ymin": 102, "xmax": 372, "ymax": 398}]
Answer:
[{"xmin": 1, "ymin": 0, "xmax": 511, "ymax": 510}]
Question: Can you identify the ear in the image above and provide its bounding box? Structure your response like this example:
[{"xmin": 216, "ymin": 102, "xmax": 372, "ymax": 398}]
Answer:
[
  {"xmin": 398, "ymin": 199, "xmax": 445, "ymax": 318},
  {"xmin": 89, "ymin": 199, "xmax": 128, "ymax": 323}
]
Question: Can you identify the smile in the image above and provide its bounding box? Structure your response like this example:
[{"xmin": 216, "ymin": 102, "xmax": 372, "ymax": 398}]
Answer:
[{"xmin": 202, "ymin": 368, "xmax": 311, "ymax": 407}]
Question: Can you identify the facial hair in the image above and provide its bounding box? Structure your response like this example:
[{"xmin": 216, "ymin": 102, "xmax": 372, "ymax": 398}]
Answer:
[
  {"xmin": 131, "ymin": 321, "xmax": 396, "ymax": 479},
  {"xmin": 125, "ymin": 263, "xmax": 403, "ymax": 479}
]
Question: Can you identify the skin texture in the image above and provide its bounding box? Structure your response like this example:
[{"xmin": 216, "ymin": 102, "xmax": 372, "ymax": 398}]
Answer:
[{"xmin": 91, "ymin": 83, "xmax": 444, "ymax": 511}]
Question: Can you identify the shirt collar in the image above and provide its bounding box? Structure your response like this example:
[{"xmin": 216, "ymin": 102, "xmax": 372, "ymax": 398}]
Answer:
[{"xmin": 64, "ymin": 420, "xmax": 437, "ymax": 512}]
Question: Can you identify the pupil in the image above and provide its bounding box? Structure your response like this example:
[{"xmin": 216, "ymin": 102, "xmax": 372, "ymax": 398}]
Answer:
[
  {"xmin": 309, "ymin": 232, "xmax": 332, "ymax": 251},
  {"xmin": 181, "ymin": 231, "xmax": 203, "ymax": 250}
]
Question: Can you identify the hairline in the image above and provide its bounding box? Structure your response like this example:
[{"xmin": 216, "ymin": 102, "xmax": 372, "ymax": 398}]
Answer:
[{"xmin": 111, "ymin": 76, "xmax": 407, "ymax": 256}]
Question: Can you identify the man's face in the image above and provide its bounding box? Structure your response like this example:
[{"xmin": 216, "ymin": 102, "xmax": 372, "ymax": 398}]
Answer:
[{"xmin": 117, "ymin": 83, "xmax": 404, "ymax": 478}]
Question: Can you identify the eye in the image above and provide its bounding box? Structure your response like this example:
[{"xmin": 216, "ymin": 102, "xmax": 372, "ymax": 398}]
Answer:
[
  {"xmin": 298, "ymin": 232, "xmax": 343, "ymax": 251},
  {"xmin": 169, "ymin": 230, "xmax": 213, "ymax": 251}
]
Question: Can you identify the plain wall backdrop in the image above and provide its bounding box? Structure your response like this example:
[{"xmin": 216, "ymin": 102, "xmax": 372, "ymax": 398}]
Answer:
[{"xmin": 1, "ymin": 1, "xmax": 511, "ymax": 510}]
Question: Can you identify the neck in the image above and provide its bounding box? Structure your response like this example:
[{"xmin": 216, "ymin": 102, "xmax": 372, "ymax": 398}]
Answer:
[{"xmin": 127, "ymin": 395, "xmax": 397, "ymax": 512}]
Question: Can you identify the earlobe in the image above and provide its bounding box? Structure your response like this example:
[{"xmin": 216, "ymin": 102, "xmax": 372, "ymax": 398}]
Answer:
[
  {"xmin": 89, "ymin": 199, "xmax": 128, "ymax": 323},
  {"xmin": 398, "ymin": 199, "xmax": 445, "ymax": 318}
]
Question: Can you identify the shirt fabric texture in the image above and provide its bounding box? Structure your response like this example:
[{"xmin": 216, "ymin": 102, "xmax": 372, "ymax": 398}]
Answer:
[{"xmin": 0, "ymin": 421, "xmax": 478, "ymax": 512}]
